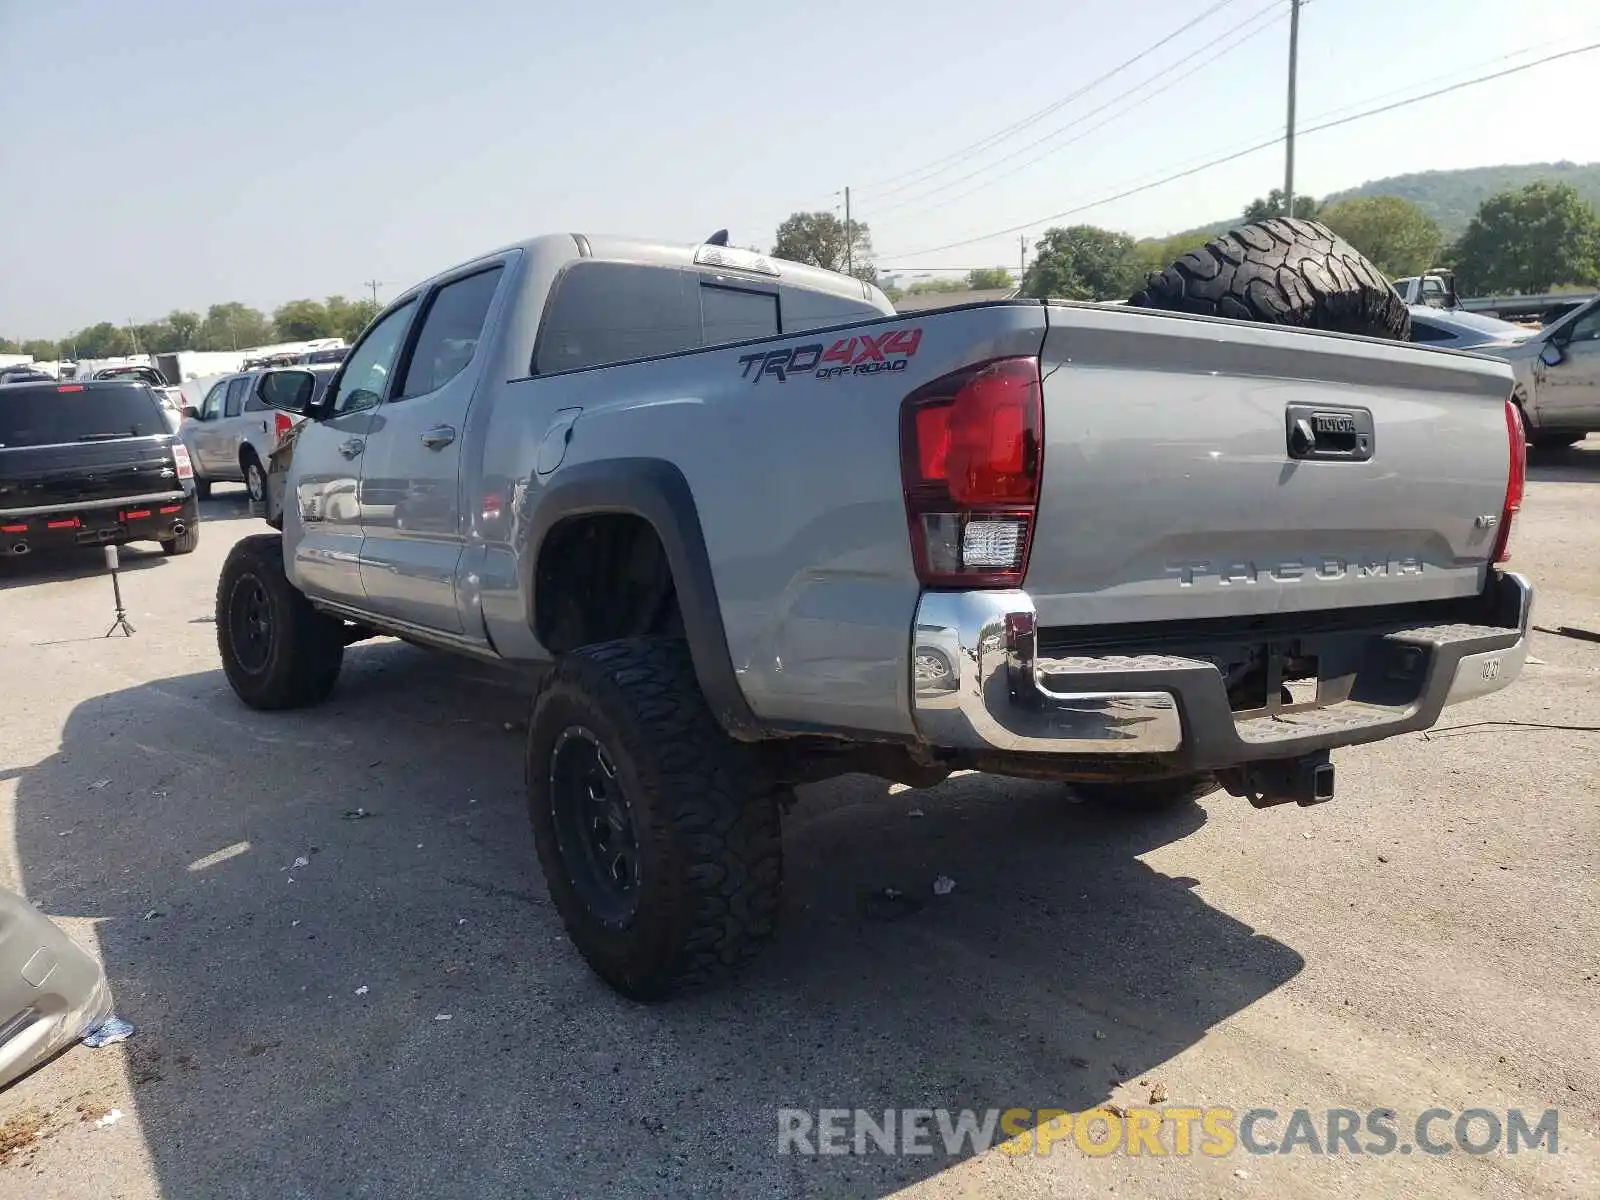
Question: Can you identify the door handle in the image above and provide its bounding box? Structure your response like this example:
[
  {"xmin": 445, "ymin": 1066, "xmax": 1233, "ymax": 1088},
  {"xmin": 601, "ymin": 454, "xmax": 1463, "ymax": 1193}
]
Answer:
[
  {"xmin": 338, "ymin": 438, "xmax": 365, "ymax": 459},
  {"xmin": 420, "ymin": 425, "xmax": 457, "ymax": 450}
]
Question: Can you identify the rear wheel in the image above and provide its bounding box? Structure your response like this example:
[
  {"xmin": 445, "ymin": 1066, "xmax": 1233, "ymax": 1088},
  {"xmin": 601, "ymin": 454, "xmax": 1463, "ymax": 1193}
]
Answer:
[
  {"xmin": 160, "ymin": 522, "xmax": 200, "ymax": 556},
  {"xmin": 216, "ymin": 533, "xmax": 344, "ymax": 709},
  {"xmin": 1129, "ymin": 218, "xmax": 1411, "ymax": 341},
  {"xmin": 1072, "ymin": 774, "xmax": 1219, "ymax": 812},
  {"xmin": 526, "ymin": 637, "xmax": 784, "ymax": 1000}
]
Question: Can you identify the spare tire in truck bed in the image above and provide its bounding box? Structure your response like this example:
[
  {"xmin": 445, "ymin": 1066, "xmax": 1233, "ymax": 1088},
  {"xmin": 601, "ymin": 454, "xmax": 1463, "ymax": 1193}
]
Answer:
[{"xmin": 1128, "ymin": 217, "xmax": 1411, "ymax": 341}]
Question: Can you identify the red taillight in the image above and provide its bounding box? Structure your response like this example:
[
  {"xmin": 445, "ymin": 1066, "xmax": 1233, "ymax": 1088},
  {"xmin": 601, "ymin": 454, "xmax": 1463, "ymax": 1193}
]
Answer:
[
  {"xmin": 900, "ymin": 356, "xmax": 1043, "ymax": 587},
  {"xmin": 172, "ymin": 443, "xmax": 194, "ymax": 481},
  {"xmin": 1492, "ymin": 398, "xmax": 1526, "ymax": 564},
  {"xmin": 1, "ymin": 524, "xmax": 26, "ymax": 534},
  {"xmin": 57, "ymin": 384, "xmax": 84, "ymax": 393},
  {"xmin": 159, "ymin": 505, "xmax": 182, "ymax": 515},
  {"xmin": 47, "ymin": 517, "xmax": 80, "ymax": 530},
  {"xmin": 274, "ymin": 411, "xmax": 293, "ymax": 440}
]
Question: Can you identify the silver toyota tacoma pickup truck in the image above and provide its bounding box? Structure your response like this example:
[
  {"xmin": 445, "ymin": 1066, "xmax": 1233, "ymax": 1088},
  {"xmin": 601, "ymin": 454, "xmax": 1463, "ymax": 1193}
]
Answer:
[{"xmin": 218, "ymin": 230, "xmax": 1532, "ymax": 998}]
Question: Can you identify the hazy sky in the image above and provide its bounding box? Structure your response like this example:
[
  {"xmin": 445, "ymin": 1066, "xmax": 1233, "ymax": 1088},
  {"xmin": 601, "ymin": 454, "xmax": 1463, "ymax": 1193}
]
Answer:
[{"xmin": 3, "ymin": 0, "xmax": 1599, "ymax": 336}]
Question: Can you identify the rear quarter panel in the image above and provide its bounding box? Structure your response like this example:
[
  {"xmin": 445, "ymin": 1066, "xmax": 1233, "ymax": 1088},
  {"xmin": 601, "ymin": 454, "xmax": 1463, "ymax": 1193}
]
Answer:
[{"xmin": 477, "ymin": 302, "xmax": 1047, "ymax": 736}]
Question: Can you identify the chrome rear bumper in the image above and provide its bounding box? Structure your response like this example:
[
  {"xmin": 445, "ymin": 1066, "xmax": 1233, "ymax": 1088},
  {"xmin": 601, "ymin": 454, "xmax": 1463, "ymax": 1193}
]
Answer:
[{"xmin": 910, "ymin": 574, "xmax": 1531, "ymax": 769}]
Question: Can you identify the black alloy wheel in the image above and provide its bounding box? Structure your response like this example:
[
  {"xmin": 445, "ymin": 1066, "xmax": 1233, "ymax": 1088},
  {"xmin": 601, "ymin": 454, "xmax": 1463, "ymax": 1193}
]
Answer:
[{"xmin": 548, "ymin": 726, "xmax": 640, "ymax": 926}]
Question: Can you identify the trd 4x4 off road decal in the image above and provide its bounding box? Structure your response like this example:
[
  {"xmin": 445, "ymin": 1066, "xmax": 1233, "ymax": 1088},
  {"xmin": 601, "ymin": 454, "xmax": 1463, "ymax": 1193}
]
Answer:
[{"xmin": 738, "ymin": 328, "xmax": 923, "ymax": 384}]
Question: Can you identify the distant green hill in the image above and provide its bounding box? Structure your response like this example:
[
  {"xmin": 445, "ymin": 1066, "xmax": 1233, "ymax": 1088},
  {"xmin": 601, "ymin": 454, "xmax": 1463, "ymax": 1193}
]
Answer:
[
  {"xmin": 1321, "ymin": 161, "xmax": 1600, "ymax": 239},
  {"xmin": 1159, "ymin": 161, "xmax": 1600, "ymax": 244}
]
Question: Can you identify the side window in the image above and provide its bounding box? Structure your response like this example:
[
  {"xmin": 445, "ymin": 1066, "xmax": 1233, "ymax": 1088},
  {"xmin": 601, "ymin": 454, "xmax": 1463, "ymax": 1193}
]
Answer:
[
  {"xmin": 200, "ymin": 380, "xmax": 227, "ymax": 420},
  {"xmin": 328, "ymin": 300, "xmax": 419, "ymax": 414},
  {"xmin": 534, "ymin": 262, "xmax": 698, "ymax": 374},
  {"xmin": 700, "ymin": 284, "xmax": 779, "ymax": 348},
  {"xmin": 1566, "ymin": 309, "xmax": 1600, "ymax": 344},
  {"xmin": 244, "ymin": 380, "xmax": 269, "ymax": 412},
  {"xmin": 397, "ymin": 266, "xmax": 504, "ymax": 398},
  {"xmin": 224, "ymin": 375, "xmax": 250, "ymax": 417}
]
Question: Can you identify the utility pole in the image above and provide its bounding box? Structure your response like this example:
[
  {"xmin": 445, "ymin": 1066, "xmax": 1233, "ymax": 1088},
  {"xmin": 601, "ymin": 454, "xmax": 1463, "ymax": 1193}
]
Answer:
[
  {"xmin": 125, "ymin": 318, "xmax": 141, "ymax": 356},
  {"xmin": 1284, "ymin": 0, "xmax": 1302, "ymax": 217},
  {"xmin": 1019, "ymin": 233, "xmax": 1027, "ymax": 284},
  {"xmin": 843, "ymin": 187, "xmax": 853, "ymax": 277},
  {"xmin": 364, "ymin": 279, "xmax": 384, "ymax": 306}
]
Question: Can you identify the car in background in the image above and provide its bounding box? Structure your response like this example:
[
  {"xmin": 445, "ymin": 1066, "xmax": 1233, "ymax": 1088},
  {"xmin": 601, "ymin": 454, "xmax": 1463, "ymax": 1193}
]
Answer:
[
  {"xmin": 0, "ymin": 366, "xmax": 56, "ymax": 385},
  {"xmin": 1407, "ymin": 307, "xmax": 1539, "ymax": 352},
  {"xmin": 0, "ymin": 378, "xmax": 200, "ymax": 558},
  {"xmin": 296, "ymin": 346, "xmax": 348, "ymax": 365},
  {"xmin": 1409, "ymin": 299, "xmax": 1600, "ymax": 449},
  {"xmin": 92, "ymin": 364, "xmax": 185, "ymax": 431},
  {"xmin": 179, "ymin": 365, "xmax": 338, "ymax": 500}
]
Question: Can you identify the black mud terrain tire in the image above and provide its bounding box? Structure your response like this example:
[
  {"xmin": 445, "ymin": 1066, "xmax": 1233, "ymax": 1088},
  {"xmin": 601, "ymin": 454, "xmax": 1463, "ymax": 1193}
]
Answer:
[
  {"xmin": 216, "ymin": 533, "xmax": 345, "ymax": 709},
  {"xmin": 1129, "ymin": 218, "xmax": 1411, "ymax": 341},
  {"xmin": 160, "ymin": 520, "xmax": 200, "ymax": 555},
  {"xmin": 526, "ymin": 637, "xmax": 784, "ymax": 1000},
  {"xmin": 1073, "ymin": 774, "xmax": 1220, "ymax": 812}
]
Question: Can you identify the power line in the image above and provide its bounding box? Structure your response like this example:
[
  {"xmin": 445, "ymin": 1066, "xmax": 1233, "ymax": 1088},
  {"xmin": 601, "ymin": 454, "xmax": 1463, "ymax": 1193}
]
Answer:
[
  {"xmin": 854, "ymin": 0, "xmax": 1251, "ymax": 199},
  {"xmin": 879, "ymin": 39, "xmax": 1600, "ymax": 261},
  {"xmin": 871, "ymin": 1, "xmax": 1286, "ymax": 220}
]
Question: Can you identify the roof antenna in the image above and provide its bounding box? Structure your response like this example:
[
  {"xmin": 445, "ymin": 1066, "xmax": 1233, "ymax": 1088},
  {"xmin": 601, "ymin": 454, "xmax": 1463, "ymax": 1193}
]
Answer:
[{"xmin": 704, "ymin": 229, "xmax": 730, "ymax": 246}]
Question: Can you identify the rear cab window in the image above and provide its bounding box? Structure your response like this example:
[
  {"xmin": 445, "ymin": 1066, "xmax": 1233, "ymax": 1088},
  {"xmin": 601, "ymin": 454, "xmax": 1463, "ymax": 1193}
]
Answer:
[
  {"xmin": 0, "ymin": 384, "xmax": 165, "ymax": 448},
  {"xmin": 533, "ymin": 261, "xmax": 884, "ymax": 375}
]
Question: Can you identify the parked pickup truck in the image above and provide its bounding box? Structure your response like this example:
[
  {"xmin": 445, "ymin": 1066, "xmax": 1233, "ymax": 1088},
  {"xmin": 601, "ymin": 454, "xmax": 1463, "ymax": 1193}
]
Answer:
[{"xmin": 217, "ymin": 231, "xmax": 1532, "ymax": 999}]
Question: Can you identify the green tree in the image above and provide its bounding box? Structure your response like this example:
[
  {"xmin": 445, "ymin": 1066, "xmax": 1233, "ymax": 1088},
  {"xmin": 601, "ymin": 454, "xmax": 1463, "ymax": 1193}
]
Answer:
[
  {"xmin": 324, "ymin": 295, "xmax": 380, "ymax": 342},
  {"xmin": 1131, "ymin": 231, "xmax": 1215, "ymax": 280},
  {"xmin": 196, "ymin": 303, "xmax": 272, "ymax": 351},
  {"xmin": 966, "ymin": 267, "xmax": 1014, "ymax": 289},
  {"xmin": 1021, "ymin": 225, "xmax": 1141, "ymax": 301},
  {"xmin": 274, "ymin": 298, "xmax": 332, "ymax": 340},
  {"xmin": 131, "ymin": 320, "xmax": 181, "ymax": 354},
  {"xmin": 904, "ymin": 278, "xmax": 968, "ymax": 296},
  {"xmin": 73, "ymin": 322, "xmax": 135, "ymax": 358},
  {"xmin": 0, "ymin": 337, "xmax": 18, "ymax": 353},
  {"xmin": 772, "ymin": 211, "xmax": 875, "ymax": 281},
  {"xmin": 1318, "ymin": 195, "xmax": 1443, "ymax": 278},
  {"xmin": 167, "ymin": 310, "xmax": 202, "ymax": 349},
  {"xmin": 19, "ymin": 339, "xmax": 59, "ymax": 360},
  {"xmin": 1450, "ymin": 182, "xmax": 1600, "ymax": 294},
  {"xmin": 1242, "ymin": 189, "xmax": 1321, "ymax": 222}
]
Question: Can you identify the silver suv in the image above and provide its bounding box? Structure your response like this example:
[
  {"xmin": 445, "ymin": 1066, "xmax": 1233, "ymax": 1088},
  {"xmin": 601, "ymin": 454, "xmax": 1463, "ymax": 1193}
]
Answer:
[{"xmin": 181, "ymin": 366, "xmax": 336, "ymax": 500}]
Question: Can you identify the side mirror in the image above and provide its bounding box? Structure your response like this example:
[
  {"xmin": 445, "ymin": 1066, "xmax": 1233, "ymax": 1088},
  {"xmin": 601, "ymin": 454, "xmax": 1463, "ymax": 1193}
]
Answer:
[
  {"xmin": 1540, "ymin": 342, "xmax": 1565, "ymax": 368},
  {"xmin": 259, "ymin": 369, "xmax": 318, "ymax": 415},
  {"xmin": 181, "ymin": 406, "xmax": 199, "ymax": 421}
]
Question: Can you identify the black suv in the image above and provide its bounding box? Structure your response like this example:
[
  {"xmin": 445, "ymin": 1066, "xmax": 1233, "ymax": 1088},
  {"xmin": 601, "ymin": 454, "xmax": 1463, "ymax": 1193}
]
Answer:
[{"xmin": 0, "ymin": 379, "xmax": 201, "ymax": 558}]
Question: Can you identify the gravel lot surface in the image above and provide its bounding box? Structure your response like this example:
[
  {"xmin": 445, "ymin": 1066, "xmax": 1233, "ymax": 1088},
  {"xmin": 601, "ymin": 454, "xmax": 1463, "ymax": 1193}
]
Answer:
[{"xmin": 1, "ymin": 444, "xmax": 1596, "ymax": 1199}]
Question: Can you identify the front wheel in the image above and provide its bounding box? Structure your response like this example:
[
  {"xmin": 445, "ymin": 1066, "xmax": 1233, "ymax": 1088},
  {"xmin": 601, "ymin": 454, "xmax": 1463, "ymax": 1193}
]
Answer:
[
  {"xmin": 526, "ymin": 637, "xmax": 784, "ymax": 1000},
  {"xmin": 243, "ymin": 456, "xmax": 268, "ymax": 504},
  {"xmin": 215, "ymin": 533, "xmax": 345, "ymax": 709}
]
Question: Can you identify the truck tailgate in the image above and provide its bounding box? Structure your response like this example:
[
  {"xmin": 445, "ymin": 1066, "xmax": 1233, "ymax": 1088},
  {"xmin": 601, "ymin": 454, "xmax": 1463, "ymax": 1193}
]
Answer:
[{"xmin": 1027, "ymin": 304, "xmax": 1516, "ymax": 626}]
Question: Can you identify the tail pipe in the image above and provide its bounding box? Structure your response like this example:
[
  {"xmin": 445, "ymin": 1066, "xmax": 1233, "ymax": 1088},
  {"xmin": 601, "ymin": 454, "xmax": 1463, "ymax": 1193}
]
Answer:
[
  {"xmin": 1220, "ymin": 751, "xmax": 1335, "ymax": 809},
  {"xmin": 170, "ymin": 521, "xmax": 187, "ymax": 537},
  {"xmin": 9, "ymin": 541, "xmax": 28, "ymax": 556}
]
